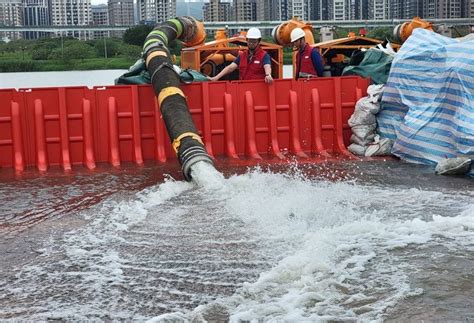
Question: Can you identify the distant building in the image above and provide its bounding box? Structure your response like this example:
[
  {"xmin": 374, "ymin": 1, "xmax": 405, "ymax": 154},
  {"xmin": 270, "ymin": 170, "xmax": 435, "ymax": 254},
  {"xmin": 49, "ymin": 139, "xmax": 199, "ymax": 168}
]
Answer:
[
  {"xmin": 0, "ymin": 0, "xmax": 23, "ymax": 40},
  {"xmin": 390, "ymin": 0, "xmax": 423, "ymax": 19},
  {"xmin": 233, "ymin": 0, "xmax": 264, "ymax": 21},
  {"xmin": 108, "ymin": 0, "xmax": 134, "ymax": 37},
  {"xmin": 437, "ymin": 0, "xmax": 463, "ymax": 18},
  {"xmin": 92, "ymin": 4, "xmax": 109, "ymax": 39},
  {"xmin": 137, "ymin": 0, "xmax": 176, "ymax": 23},
  {"xmin": 310, "ymin": 0, "xmax": 330, "ymax": 20},
  {"xmin": 50, "ymin": 0, "xmax": 93, "ymax": 40},
  {"xmin": 23, "ymin": 0, "xmax": 50, "ymax": 39},
  {"xmin": 286, "ymin": 0, "xmax": 311, "ymax": 20},
  {"xmin": 203, "ymin": 0, "xmax": 231, "ymax": 22},
  {"xmin": 468, "ymin": 0, "xmax": 474, "ymax": 17},
  {"xmin": 367, "ymin": 0, "xmax": 391, "ymax": 20},
  {"xmin": 330, "ymin": 0, "xmax": 351, "ymax": 20},
  {"xmin": 351, "ymin": 0, "xmax": 370, "ymax": 20},
  {"xmin": 261, "ymin": 0, "xmax": 312, "ymax": 21}
]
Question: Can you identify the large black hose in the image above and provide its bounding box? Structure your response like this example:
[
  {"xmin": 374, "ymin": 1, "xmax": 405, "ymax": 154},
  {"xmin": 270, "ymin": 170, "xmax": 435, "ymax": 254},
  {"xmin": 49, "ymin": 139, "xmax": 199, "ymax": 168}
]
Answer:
[{"xmin": 143, "ymin": 17, "xmax": 214, "ymax": 181}]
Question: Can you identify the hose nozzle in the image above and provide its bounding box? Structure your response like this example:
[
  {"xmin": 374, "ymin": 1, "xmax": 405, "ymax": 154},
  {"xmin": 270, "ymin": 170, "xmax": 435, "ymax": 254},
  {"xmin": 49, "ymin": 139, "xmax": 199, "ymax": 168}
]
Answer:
[{"xmin": 179, "ymin": 144, "xmax": 214, "ymax": 181}]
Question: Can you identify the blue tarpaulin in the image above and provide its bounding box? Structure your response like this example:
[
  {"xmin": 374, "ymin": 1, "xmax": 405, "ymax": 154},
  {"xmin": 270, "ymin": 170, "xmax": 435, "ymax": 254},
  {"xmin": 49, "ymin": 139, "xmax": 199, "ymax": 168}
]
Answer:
[{"xmin": 378, "ymin": 29, "xmax": 474, "ymax": 174}]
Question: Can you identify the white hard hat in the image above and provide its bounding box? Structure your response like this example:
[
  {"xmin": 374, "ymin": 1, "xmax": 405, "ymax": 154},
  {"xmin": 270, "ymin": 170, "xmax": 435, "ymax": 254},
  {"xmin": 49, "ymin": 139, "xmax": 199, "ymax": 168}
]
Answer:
[
  {"xmin": 247, "ymin": 27, "xmax": 261, "ymax": 39},
  {"xmin": 290, "ymin": 27, "xmax": 306, "ymax": 42}
]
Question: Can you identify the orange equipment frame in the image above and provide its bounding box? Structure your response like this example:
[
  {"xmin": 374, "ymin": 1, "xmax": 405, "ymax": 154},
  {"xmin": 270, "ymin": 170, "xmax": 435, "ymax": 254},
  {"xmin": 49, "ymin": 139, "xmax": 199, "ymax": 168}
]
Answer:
[{"xmin": 180, "ymin": 31, "xmax": 283, "ymax": 80}]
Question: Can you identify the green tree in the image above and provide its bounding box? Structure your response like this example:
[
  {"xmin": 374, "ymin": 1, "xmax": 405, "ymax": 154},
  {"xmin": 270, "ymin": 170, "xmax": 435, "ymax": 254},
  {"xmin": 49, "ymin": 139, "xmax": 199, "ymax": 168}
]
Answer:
[
  {"xmin": 118, "ymin": 43, "xmax": 142, "ymax": 60},
  {"xmin": 31, "ymin": 48, "xmax": 51, "ymax": 60},
  {"xmin": 123, "ymin": 24, "xmax": 154, "ymax": 46},
  {"xmin": 367, "ymin": 27, "xmax": 393, "ymax": 41},
  {"xmin": 63, "ymin": 42, "xmax": 95, "ymax": 59},
  {"xmin": 93, "ymin": 38, "xmax": 121, "ymax": 58}
]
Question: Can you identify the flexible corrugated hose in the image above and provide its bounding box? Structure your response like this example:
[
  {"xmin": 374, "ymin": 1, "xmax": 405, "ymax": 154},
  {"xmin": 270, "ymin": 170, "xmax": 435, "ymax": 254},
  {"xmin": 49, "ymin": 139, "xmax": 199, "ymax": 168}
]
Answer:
[{"xmin": 143, "ymin": 17, "xmax": 214, "ymax": 181}]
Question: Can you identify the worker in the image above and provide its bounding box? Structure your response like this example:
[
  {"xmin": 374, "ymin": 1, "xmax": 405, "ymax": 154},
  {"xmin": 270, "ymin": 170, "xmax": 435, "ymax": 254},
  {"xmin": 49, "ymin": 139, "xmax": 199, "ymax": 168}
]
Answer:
[
  {"xmin": 291, "ymin": 27, "xmax": 324, "ymax": 79},
  {"xmin": 209, "ymin": 27, "xmax": 273, "ymax": 84}
]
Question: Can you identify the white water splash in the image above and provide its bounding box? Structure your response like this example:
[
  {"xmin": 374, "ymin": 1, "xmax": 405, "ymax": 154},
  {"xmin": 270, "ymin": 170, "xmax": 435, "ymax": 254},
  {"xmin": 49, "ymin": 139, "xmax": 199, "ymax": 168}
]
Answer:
[
  {"xmin": 189, "ymin": 161, "xmax": 225, "ymax": 189},
  {"xmin": 1, "ymin": 166, "xmax": 472, "ymax": 321}
]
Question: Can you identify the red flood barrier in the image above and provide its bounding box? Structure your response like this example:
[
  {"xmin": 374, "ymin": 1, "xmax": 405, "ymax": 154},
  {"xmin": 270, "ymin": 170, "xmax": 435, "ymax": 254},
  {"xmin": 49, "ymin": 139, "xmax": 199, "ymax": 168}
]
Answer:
[{"xmin": 0, "ymin": 77, "xmax": 368, "ymax": 172}]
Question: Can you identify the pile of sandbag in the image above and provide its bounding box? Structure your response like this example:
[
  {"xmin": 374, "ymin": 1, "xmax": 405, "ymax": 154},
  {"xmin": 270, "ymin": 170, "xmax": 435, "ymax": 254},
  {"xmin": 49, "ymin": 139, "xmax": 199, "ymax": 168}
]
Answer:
[
  {"xmin": 348, "ymin": 84, "xmax": 393, "ymax": 157},
  {"xmin": 380, "ymin": 28, "xmax": 473, "ymax": 176}
]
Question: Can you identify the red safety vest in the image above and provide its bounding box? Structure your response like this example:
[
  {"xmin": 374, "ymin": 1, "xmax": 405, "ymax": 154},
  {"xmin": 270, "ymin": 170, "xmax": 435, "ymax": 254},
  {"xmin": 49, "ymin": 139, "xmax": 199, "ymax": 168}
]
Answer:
[
  {"xmin": 296, "ymin": 44, "xmax": 318, "ymax": 78},
  {"xmin": 239, "ymin": 47, "xmax": 267, "ymax": 80}
]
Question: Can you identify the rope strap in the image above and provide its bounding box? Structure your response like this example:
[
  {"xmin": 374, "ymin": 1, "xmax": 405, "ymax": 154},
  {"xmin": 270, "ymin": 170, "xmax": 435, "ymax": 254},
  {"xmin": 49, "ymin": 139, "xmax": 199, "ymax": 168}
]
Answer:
[
  {"xmin": 172, "ymin": 132, "xmax": 203, "ymax": 154},
  {"xmin": 158, "ymin": 86, "xmax": 185, "ymax": 106}
]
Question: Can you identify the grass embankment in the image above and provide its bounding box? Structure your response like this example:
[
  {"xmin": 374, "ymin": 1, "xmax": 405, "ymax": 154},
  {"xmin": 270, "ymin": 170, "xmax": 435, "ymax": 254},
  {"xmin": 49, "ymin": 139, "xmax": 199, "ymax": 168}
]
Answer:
[{"xmin": 0, "ymin": 56, "xmax": 135, "ymax": 72}]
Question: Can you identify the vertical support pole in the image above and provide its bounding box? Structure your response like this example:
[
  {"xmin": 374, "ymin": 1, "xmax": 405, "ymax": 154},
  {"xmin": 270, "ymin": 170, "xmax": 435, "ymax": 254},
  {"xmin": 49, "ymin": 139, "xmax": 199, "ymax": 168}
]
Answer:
[
  {"xmin": 311, "ymin": 88, "xmax": 330, "ymax": 157},
  {"xmin": 244, "ymin": 91, "xmax": 262, "ymax": 160},
  {"xmin": 154, "ymin": 98, "xmax": 167, "ymax": 162},
  {"xmin": 223, "ymin": 92, "xmax": 238, "ymax": 158},
  {"xmin": 268, "ymin": 84, "xmax": 284, "ymax": 159},
  {"xmin": 289, "ymin": 90, "xmax": 308, "ymax": 158},
  {"xmin": 334, "ymin": 78, "xmax": 352, "ymax": 157},
  {"xmin": 58, "ymin": 88, "xmax": 71, "ymax": 171},
  {"xmin": 201, "ymin": 82, "xmax": 214, "ymax": 157},
  {"xmin": 34, "ymin": 99, "xmax": 47, "ymax": 171},
  {"xmin": 11, "ymin": 101, "xmax": 25, "ymax": 172},
  {"xmin": 131, "ymin": 86, "xmax": 144, "ymax": 165},
  {"xmin": 107, "ymin": 96, "xmax": 120, "ymax": 167},
  {"xmin": 82, "ymin": 98, "xmax": 96, "ymax": 169}
]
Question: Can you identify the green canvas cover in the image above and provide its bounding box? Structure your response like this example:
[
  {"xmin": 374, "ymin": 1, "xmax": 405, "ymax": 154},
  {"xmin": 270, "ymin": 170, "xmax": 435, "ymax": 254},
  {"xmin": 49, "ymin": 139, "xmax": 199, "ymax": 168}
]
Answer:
[
  {"xmin": 115, "ymin": 59, "xmax": 210, "ymax": 85},
  {"xmin": 342, "ymin": 49, "xmax": 393, "ymax": 84}
]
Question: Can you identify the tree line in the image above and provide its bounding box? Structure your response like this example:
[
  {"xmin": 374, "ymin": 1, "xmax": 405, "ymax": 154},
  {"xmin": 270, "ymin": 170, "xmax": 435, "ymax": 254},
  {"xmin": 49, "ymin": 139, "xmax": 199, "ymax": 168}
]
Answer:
[{"xmin": 0, "ymin": 25, "xmax": 395, "ymax": 72}]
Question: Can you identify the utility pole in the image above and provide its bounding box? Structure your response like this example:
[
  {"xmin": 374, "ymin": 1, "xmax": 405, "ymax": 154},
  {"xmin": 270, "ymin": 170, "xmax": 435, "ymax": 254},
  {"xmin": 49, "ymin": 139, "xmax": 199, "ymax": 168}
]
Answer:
[
  {"xmin": 61, "ymin": 32, "xmax": 64, "ymax": 60},
  {"xmin": 104, "ymin": 37, "xmax": 107, "ymax": 59}
]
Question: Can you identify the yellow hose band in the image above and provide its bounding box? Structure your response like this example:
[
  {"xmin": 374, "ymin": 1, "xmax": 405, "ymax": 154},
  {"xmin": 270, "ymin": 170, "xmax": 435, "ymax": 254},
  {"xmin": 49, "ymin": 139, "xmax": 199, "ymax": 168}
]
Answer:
[
  {"xmin": 158, "ymin": 87, "xmax": 185, "ymax": 106},
  {"xmin": 148, "ymin": 30, "xmax": 169, "ymax": 44},
  {"xmin": 146, "ymin": 51, "xmax": 168, "ymax": 66},
  {"xmin": 172, "ymin": 132, "xmax": 204, "ymax": 154},
  {"xmin": 143, "ymin": 38, "xmax": 162, "ymax": 50},
  {"xmin": 169, "ymin": 19, "xmax": 183, "ymax": 37}
]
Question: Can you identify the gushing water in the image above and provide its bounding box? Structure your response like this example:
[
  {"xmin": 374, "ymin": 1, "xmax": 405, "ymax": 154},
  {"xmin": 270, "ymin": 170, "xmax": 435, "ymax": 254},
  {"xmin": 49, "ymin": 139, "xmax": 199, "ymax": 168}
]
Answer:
[
  {"xmin": 0, "ymin": 162, "xmax": 473, "ymax": 321},
  {"xmin": 189, "ymin": 161, "xmax": 225, "ymax": 189}
]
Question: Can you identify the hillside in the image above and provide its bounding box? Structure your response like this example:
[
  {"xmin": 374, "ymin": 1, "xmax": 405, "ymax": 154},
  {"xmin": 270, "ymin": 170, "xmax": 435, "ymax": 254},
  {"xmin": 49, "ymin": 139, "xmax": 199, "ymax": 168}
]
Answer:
[{"xmin": 176, "ymin": 1, "xmax": 205, "ymax": 20}]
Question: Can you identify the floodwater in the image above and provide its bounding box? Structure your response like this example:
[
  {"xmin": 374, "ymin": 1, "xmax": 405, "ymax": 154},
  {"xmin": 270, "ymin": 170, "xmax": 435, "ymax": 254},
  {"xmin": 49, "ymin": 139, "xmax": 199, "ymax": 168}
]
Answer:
[
  {"xmin": 0, "ymin": 159, "xmax": 473, "ymax": 321},
  {"xmin": 0, "ymin": 66, "xmax": 293, "ymax": 89}
]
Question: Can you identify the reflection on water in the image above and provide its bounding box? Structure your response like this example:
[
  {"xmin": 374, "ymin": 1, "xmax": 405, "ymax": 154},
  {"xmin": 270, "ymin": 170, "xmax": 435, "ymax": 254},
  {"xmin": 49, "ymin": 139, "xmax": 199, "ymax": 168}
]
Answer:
[
  {"xmin": 0, "ymin": 66, "xmax": 294, "ymax": 89},
  {"xmin": 0, "ymin": 70, "xmax": 128, "ymax": 89},
  {"xmin": 0, "ymin": 160, "xmax": 472, "ymax": 321}
]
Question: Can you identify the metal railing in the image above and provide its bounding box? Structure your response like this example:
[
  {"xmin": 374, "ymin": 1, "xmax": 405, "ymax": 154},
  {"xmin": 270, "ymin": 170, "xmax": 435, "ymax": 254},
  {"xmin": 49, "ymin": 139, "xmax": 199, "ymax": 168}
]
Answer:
[{"xmin": 0, "ymin": 18, "xmax": 473, "ymax": 33}]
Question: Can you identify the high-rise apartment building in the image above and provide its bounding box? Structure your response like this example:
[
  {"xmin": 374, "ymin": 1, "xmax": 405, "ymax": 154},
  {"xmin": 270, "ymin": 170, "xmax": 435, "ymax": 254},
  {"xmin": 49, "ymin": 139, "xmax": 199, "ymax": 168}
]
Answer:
[
  {"xmin": 367, "ymin": 0, "xmax": 390, "ymax": 19},
  {"xmin": 390, "ymin": 0, "xmax": 422, "ymax": 19},
  {"xmin": 437, "ymin": 0, "xmax": 463, "ymax": 18},
  {"xmin": 310, "ymin": 0, "xmax": 330, "ymax": 20},
  {"xmin": 23, "ymin": 0, "xmax": 49, "ymax": 39},
  {"xmin": 260, "ymin": 0, "xmax": 312, "ymax": 21},
  {"xmin": 233, "ymin": 0, "xmax": 264, "ymax": 21},
  {"xmin": 423, "ymin": 0, "xmax": 439, "ymax": 17},
  {"xmin": 92, "ymin": 4, "xmax": 109, "ymax": 39},
  {"xmin": 137, "ymin": 0, "xmax": 176, "ymax": 24},
  {"xmin": 469, "ymin": 0, "xmax": 474, "ymax": 17},
  {"xmin": 108, "ymin": 0, "xmax": 134, "ymax": 37},
  {"xmin": 330, "ymin": 0, "xmax": 351, "ymax": 20},
  {"xmin": 0, "ymin": 0, "xmax": 23, "ymax": 40},
  {"xmin": 50, "ymin": 0, "xmax": 92, "ymax": 40},
  {"xmin": 290, "ymin": 0, "xmax": 311, "ymax": 20},
  {"xmin": 203, "ymin": 0, "xmax": 231, "ymax": 22},
  {"xmin": 350, "ymin": 0, "xmax": 369, "ymax": 19}
]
